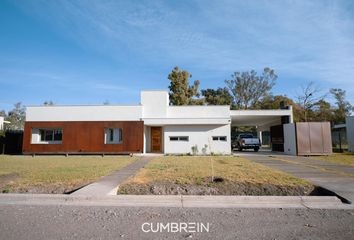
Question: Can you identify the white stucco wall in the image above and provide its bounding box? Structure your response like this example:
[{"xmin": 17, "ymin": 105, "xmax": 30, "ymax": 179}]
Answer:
[
  {"xmin": 168, "ymin": 106, "xmax": 230, "ymax": 119},
  {"xmin": 26, "ymin": 105, "xmax": 142, "ymax": 121},
  {"xmin": 142, "ymin": 96, "xmax": 231, "ymax": 125},
  {"xmin": 347, "ymin": 116, "xmax": 354, "ymax": 152},
  {"xmin": 141, "ymin": 91, "xmax": 168, "ymax": 118},
  {"xmin": 283, "ymin": 123, "xmax": 297, "ymax": 155},
  {"xmin": 163, "ymin": 124, "xmax": 231, "ymax": 155}
]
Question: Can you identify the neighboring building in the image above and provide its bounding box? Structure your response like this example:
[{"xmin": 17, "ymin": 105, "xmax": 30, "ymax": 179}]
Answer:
[
  {"xmin": 332, "ymin": 123, "xmax": 347, "ymax": 152},
  {"xmin": 0, "ymin": 116, "xmax": 4, "ymax": 131},
  {"xmin": 22, "ymin": 90, "xmax": 293, "ymax": 155},
  {"xmin": 0, "ymin": 116, "xmax": 10, "ymax": 131},
  {"xmin": 347, "ymin": 116, "xmax": 354, "ymax": 152}
]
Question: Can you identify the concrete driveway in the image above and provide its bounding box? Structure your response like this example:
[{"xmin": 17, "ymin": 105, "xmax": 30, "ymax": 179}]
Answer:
[{"xmin": 237, "ymin": 151, "xmax": 354, "ymax": 204}]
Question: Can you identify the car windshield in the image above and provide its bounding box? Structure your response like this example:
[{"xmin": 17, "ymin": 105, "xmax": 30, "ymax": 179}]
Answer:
[{"xmin": 239, "ymin": 134, "xmax": 254, "ymax": 138}]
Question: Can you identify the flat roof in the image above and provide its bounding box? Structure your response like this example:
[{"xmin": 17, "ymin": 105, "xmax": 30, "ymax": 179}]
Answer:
[
  {"xmin": 230, "ymin": 109, "xmax": 292, "ymax": 126},
  {"xmin": 26, "ymin": 104, "xmax": 142, "ymax": 107}
]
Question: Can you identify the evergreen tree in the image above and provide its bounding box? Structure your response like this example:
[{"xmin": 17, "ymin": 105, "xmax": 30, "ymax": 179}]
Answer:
[
  {"xmin": 201, "ymin": 87, "xmax": 233, "ymax": 106},
  {"xmin": 168, "ymin": 66, "xmax": 201, "ymax": 105},
  {"xmin": 330, "ymin": 88, "xmax": 353, "ymax": 124}
]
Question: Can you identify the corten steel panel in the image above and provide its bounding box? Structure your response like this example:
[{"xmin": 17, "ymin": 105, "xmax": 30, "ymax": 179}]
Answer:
[
  {"xmin": 309, "ymin": 122, "xmax": 323, "ymax": 153},
  {"xmin": 22, "ymin": 121, "xmax": 144, "ymax": 154},
  {"xmin": 296, "ymin": 122, "xmax": 332, "ymax": 155},
  {"xmin": 296, "ymin": 123, "xmax": 311, "ymax": 155},
  {"xmin": 321, "ymin": 122, "xmax": 333, "ymax": 154}
]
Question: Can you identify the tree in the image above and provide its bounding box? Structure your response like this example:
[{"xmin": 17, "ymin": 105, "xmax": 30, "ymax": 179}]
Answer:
[
  {"xmin": 296, "ymin": 82, "xmax": 325, "ymax": 122},
  {"xmin": 0, "ymin": 110, "xmax": 6, "ymax": 117},
  {"xmin": 330, "ymin": 88, "xmax": 353, "ymax": 124},
  {"xmin": 201, "ymin": 87, "xmax": 233, "ymax": 106},
  {"xmin": 313, "ymin": 99, "xmax": 333, "ymax": 122},
  {"xmin": 43, "ymin": 101, "xmax": 54, "ymax": 106},
  {"xmin": 255, "ymin": 95, "xmax": 293, "ymax": 109},
  {"xmin": 225, "ymin": 67, "xmax": 277, "ymax": 109},
  {"xmin": 168, "ymin": 66, "xmax": 201, "ymax": 105},
  {"xmin": 6, "ymin": 102, "xmax": 26, "ymax": 130},
  {"xmin": 255, "ymin": 95, "xmax": 305, "ymax": 122}
]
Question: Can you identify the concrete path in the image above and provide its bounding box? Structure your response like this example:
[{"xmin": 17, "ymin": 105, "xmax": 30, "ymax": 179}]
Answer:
[
  {"xmin": 238, "ymin": 152, "xmax": 354, "ymax": 204},
  {"xmin": 72, "ymin": 156, "xmax": 154, "ymax": 196},
  {"xmin": 0, "ymin": 193, "xmax": 353, "ymax": 209}
]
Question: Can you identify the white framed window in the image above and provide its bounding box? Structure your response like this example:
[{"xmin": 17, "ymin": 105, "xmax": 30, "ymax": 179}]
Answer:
[
  {"xmin": 32, "ymin": 128, "xmax": 62, "ymax": 144},
  {"xmin": 212, "ymin": 136, "xmax": 227, "ymax": 141},
  {"xmin": 169, "ymin": 136, "xmax": 189, "ymax": 141},
  {"xmin": 104, "ymin": 128, "xmax": 122, "ymax": 144}
]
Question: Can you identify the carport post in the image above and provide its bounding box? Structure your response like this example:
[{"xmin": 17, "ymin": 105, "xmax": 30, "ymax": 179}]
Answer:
[{"xmin": 257, "ymin": 130, "xmax": 262, "ymax": 145}]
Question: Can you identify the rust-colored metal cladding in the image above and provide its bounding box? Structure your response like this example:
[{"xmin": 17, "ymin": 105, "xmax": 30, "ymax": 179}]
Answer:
[
  {"xmin": 23, "ymin": 121, "xmax": 144, "ymax": 154},
  {"xmin": 296, "ymin": 122, "xmax": 311, "ymax": 154},
  {"xmin": 151, "ymin": 127, "xmax": 162, "ymax": 153},
  {"xmin": 296, "ymin": 122, "xmax": 332, "ymax": 156},
  {"xmin": 309, "ymin": 122, "xmax": 323, "ymax": 153},
  {"xmin": 321, "ymin": 122, "xmax": 332, "ymax": 154}
]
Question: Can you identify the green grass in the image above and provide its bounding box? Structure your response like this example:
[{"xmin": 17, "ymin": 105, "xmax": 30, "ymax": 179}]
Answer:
[
  {"xmin": 123, "ymin": 156, "xmax": 309, "ymax": 187},
  {"xmin": 313, "ymin": 152, "xmax": 354, "ymax": 167},
  {"xmin": 0, "ymin": 155, "xmax": 137, "ymax": 192}
]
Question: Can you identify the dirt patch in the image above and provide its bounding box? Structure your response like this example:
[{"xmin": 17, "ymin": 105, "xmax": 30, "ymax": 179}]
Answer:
[
  {"xmin": 0, "ymin": 173, "xmax": 20, "ymax": 190},
  {"xmin": 118, "ymin": 179, "xmax": 315, "ymax": 196}
]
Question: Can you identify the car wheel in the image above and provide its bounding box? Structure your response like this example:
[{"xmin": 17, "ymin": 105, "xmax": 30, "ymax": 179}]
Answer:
[{"xmin": 254, "ymin": 147, "xmax": 259, "ymax": 152}]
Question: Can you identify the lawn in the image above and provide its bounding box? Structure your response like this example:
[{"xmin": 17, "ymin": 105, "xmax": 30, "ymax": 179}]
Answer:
[
  {"xmin": 118, "ymin": 156, "xmax": 313, "ymax": 196},
  {"xmin": 0, "ymin": 155, "xmax": 137, "ymax": 194},
  {"xmin": 313, "ymin": 152, "xmax": 354, "ymax": 167}
]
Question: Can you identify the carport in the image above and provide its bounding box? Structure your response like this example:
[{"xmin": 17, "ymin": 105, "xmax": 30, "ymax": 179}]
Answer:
[{"xmin": 230, "ymin": 107, "xmax": 293, "ymax": 150}]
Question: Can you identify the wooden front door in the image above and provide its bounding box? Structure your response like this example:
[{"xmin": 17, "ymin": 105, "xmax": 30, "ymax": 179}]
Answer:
[{"xmin": 151, "ymin": 127, "xmax": 162, "ymax": 153}]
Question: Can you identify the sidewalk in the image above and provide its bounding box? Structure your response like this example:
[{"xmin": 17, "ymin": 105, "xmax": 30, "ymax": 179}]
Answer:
[
  {"xmin": 240, "ymin": 153, "xmax": 354, "ymax": 204},
  {"xmin": 72, "ymin": 156, "xmax": 155, "ymax": 196},
  {"xmin": 0, "ymin": 193, "xmax": 353, "ymax": 209}
]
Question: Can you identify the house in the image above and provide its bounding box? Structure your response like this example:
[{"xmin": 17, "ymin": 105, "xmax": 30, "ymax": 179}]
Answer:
[
  {"xmin": 347, "ymin": 116, "xmax": 354, "ymax": 152},
  {"xmin": 0, "ymin": 116, "xmax": 10, "ymax": 131},
  {"xmin": 332, "ymin": 123, "xmax": 347, "ymax": 151},
  {"xmin": 22, "ymin": 90, "xmax": 294, "ymax": 155},
  {"xmin": 0, "ymin": 116, "xmax": 4, "ymax": 131},
  {"xmin": 330, "ymin": 117, "xmax": 354, "ymax": 152}
]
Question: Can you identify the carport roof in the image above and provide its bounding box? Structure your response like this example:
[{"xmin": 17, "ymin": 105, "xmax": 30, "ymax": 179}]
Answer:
[{"xmin": 230, "ymin": 108, "xmax": 293, "ymax": 127}]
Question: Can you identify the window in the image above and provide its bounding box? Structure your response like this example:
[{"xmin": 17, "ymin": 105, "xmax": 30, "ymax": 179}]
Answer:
[
  {"xmin": 105, "ymin": 128, "xmax": 122, "ymax": 144},
  {"xmin": 169, "ymin": 136, "xmax": 189, "ymax": 141},
  {"xmin": 238, "ymin": 134, "xmax": 254, "ymax": 139},
  {"xmin": 34, "ymin": 129, "xmax": 62, "ymax": 144},
  {"xmin": 212, "ymin": 136, "xmax": 227, "ymax": 141}
]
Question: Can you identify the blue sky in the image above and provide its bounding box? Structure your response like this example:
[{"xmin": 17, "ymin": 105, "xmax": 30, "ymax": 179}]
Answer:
[{"xmin": 1, "ymin": 0, "xmax": 354, "ymax": 111}]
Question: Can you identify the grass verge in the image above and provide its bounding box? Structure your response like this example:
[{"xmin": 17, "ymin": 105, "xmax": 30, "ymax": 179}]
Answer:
[
  {"xmin": 118, "ymin": 156, "xmax": 313, "ymax": 196},
  {"xmin": 0, "ymin": 155, "xmax": 137, "ymax": 194},
  {"xmin": 312, "ymin": 152, "xmax": 354, "ymax": 167}
]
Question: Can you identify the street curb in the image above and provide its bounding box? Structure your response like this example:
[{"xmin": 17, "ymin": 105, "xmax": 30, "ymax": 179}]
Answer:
[{"xmin": 0, "ymin": 194, "xmax": 353, "ymax": 209}]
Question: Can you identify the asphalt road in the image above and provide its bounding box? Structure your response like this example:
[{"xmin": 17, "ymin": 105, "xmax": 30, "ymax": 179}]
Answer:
[{"xmin": 1, "ymin": 205, "xmax": 354, "ymax": 240}]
